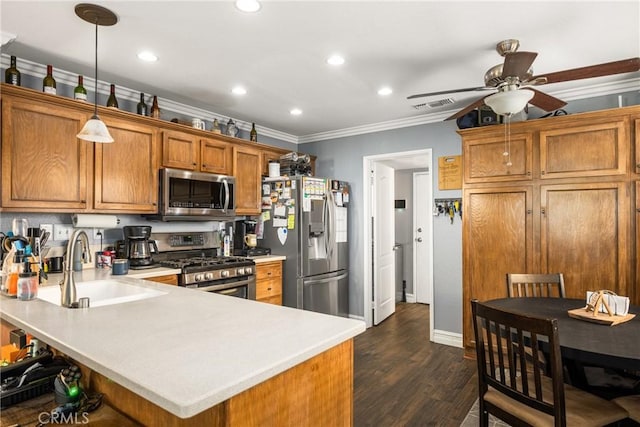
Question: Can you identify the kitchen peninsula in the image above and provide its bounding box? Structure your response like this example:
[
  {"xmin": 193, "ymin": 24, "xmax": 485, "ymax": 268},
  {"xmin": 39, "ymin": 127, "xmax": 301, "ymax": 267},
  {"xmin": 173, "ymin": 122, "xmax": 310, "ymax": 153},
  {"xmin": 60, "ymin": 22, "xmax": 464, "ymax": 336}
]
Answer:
[{"xmin": 1, "ymin": 278, "xmax": 365, "ymax": 425}]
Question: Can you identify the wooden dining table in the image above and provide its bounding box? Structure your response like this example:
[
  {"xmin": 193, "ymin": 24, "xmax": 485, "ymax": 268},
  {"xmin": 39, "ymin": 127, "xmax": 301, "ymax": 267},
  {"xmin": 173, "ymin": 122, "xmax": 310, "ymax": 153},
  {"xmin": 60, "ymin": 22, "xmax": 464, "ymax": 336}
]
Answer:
[{"xmin": 484, "ymin": 297, "xmax": 640, "ymax": 371}]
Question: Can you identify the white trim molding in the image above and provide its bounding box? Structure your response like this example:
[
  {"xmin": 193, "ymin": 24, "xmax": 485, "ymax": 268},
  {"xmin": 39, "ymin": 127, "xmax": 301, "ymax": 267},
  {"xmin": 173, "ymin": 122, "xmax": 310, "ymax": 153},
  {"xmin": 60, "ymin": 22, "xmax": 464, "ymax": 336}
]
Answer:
[{"xmin": 432, "ymin": 330, "xmax": 463, "ymax": 348}]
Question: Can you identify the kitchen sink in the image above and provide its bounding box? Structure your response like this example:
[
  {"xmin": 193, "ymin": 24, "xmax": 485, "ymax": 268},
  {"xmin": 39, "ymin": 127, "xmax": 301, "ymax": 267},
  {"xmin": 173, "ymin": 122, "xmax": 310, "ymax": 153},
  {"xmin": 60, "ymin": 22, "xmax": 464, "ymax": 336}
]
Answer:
[{"xmin": 38, "ymin": 278, "xmax": 167, "ymax": 307}]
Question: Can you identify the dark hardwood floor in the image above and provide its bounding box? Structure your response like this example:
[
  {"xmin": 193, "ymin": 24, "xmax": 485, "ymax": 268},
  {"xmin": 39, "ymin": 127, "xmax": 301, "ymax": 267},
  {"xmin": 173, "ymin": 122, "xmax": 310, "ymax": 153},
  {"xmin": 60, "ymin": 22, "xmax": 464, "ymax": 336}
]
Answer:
[{"xmin": 354, "ymin": 303, "xmax": 478, "ymax": 426}]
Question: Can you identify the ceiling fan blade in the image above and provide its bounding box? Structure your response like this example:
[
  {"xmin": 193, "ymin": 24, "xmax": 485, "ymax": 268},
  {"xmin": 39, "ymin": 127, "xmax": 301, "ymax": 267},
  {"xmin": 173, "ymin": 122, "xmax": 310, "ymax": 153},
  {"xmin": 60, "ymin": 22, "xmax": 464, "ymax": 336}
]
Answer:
[
  {"xmin": 407, "ymin": 86, "xmax": 489, "ymax": 100},
  {"xmin": 528, "ymin": 88, "xmax": 567, "ymax": 111},
  {"xmin": 445, "ymin": 96, "xmax": 489, "ymax": 121},
  {"xmin": 502, "ymin": 51, "xmax": 538, "ymax": 80},
  {"xmin": 531, "ymin": 57, "xmax": 640, "ymax": 84}
]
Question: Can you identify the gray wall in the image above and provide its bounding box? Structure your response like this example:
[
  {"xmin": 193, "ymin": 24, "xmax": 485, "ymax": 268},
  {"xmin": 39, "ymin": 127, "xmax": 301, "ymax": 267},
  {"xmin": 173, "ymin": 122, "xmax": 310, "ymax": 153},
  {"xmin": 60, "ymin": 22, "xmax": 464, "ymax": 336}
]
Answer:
[{"xmin": 301, "ymin": 90, "xmax": 640, "ymax": 334}]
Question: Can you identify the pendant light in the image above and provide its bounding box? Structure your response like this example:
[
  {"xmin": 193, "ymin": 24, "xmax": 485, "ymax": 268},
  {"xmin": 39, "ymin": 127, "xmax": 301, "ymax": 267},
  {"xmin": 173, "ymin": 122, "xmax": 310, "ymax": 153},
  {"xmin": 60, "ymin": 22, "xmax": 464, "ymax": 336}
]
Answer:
[{"xmin": 75, "ymin": 4, "xmax": 117, "ymax": 143}]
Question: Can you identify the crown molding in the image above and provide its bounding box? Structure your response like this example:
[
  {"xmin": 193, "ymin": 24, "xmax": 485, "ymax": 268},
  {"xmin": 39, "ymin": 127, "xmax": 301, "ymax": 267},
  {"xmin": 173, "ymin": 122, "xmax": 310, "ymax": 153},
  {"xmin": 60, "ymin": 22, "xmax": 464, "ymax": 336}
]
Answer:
[
  {"xmin": 2, "ymin": 54, "xmax": 637, "ymax": 145},
  {"xmin": 297, "ymin": 78, "xmax": 640, "ymax": 143},
  {"xmin": 0, "ymin": 54, "xmax": 299, "ymax": 144}
]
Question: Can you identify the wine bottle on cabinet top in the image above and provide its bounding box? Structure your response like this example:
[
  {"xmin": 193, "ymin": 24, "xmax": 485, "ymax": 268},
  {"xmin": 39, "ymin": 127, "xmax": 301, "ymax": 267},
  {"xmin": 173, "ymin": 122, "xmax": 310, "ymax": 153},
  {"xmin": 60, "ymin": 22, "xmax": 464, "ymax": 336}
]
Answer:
[
  {"xmin": 137, "ymin": 93, "xmax": 148, "ymax": 116},
  {"xmin": 250, "ymin": 122, "xmax": 258, "ymax": 142},
  {"xmin": 5, "ymin": 56, "xmax": 20, "ymax": 86},
  {"xmin": 106, "ymin": 84, "xmax": 119, "ymax": 108},
  {"xmin": 42, "ymin": 65, "xmax": 56, "ymax": 94},
  {"xmin": 150, "ymin": 95, "xmax": 160, "ymax": 118},
  {"xmin": 74, "ymin": 75, "xmax": 87, "ymax": 101}
]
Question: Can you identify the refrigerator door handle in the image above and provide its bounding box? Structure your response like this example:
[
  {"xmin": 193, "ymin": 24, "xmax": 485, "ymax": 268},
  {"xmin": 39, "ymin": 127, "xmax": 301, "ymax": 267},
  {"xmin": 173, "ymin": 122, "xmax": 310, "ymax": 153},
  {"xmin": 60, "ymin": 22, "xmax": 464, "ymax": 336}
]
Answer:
[
  {"xmin": 323, "ymin": 195, "xmax": 329, "ymax": 255},
  {"xmin": 327, "ymin": 189, "xmax": 336, "ymax": 260},
  {"xmin": 304, "ymin": 272, "xmax": 348, "ymax": 285}
]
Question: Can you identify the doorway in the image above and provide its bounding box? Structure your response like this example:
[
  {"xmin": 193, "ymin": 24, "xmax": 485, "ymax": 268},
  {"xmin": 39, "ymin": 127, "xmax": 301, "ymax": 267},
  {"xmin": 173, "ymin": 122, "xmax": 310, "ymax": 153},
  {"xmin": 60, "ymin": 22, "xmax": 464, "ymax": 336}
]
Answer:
[{"xmin": 363, "ymin": 149, "xmax": 433, "ymax": 335}]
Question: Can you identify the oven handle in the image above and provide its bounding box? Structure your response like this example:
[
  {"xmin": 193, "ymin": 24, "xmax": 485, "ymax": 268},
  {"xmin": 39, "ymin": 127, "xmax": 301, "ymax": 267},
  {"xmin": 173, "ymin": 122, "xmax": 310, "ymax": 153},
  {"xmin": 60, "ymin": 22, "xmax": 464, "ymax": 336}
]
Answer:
[{"xmin": 194, "ymin": 277, "xmax": 254, "ymax": 293}]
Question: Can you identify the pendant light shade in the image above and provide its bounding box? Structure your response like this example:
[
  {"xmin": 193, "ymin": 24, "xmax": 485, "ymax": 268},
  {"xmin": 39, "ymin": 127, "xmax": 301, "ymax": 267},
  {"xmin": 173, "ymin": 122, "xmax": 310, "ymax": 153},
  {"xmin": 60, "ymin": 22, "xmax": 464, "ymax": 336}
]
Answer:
[
  {"xmin": 77, "ymin": 115, "xmax": 114, "ymax": 143},
  {"xmin": 75, "ymin": 3, "xmax": 117, "ymax": 143},
  {"xmin": 484, "ymin": 89, "xmax": 534, "ymax": 116}
]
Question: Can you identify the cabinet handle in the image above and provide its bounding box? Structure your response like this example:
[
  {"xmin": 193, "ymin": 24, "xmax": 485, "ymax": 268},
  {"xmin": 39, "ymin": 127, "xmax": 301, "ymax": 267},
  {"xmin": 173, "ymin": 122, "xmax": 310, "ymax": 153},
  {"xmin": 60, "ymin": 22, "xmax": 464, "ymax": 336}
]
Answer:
[
  {"xmin": 527, "ymin": 171, "xmax": 531, "ymax": 176},
  {"xmin": 152, "ymin": 202, "xmax": 157, "ymax": 206},
  {"xmin": 193, "ymin": 162, "xmax": 197, "ymax": 166},
  {"xmin": 541, "ymin": 207, "xmax": 546, "ymax": 215},
  {"xmin": 202, "ymin": 164, "xmax": 207, "ymax": 168},
  {"xmin": 527, "ymin": 209, "xmax": 532, "ymax": 215},
  {"xmin": 81, "ymin": 200, "xmax": 86, "ymax": 203}
]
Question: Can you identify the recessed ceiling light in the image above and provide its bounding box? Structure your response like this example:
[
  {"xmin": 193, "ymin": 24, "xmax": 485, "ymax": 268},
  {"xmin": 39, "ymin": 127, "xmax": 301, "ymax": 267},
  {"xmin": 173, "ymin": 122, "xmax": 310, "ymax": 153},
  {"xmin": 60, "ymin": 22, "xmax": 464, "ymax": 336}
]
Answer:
[
  {"xmin": 327, "ymin": 55, "xmax": 345, "ymax": 66},
  {"xmin": 290, "ymin": 108, "xmax": 303, "ymax": 116},
  {"xmin": 378, "ymin": 87, "xmax": 393, "ymax": 96},
  {"xmin": 232, "ymin": 86, "xmax": 247, "ymax": 95},
  {"xmin": 137, "ymin": 51, "xmax": 158, "ymax": 62},
  {"xmin": 235, "ymin": 0, "xmax": 261, "ymax": 13}
]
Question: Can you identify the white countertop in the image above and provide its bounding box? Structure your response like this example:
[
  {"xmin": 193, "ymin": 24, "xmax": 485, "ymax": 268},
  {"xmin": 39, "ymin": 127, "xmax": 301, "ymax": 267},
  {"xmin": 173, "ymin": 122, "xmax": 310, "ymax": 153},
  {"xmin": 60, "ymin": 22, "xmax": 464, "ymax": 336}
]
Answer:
[
  {"xmin": 0, "ymin": 278, "xmax": 364, "ymax": 419},
  {"xmin": 44, "ymin": 266, "xmax": 182, "ymax": 284},
  {"xmin": 249, "ymin": 255, "xmax": 286, "ymax": 263}
]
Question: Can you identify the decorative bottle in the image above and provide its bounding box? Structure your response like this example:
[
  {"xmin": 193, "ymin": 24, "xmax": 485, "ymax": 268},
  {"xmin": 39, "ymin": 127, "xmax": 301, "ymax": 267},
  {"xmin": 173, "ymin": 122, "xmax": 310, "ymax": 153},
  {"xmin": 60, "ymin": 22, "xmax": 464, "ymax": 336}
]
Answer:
[
  {"xmin": 150, "ymin": 95, "xmax": 160, "ymax": 118},
  {"xmin": 137, "ymin": 93, "xmax": 148, "ymax": 116},
  {"xmin": 212, "ymin": 118, "xmax": 221, "ymax": 134},
  {"xmin": 5, "ymin": 56, "xmax": 20, "ymax": 86},
  {"xmin": 42, "ymin": 65, "xmax": 56, "ymax": 94},
  {"xmin": 250, "ymin": 122, "xmax": 258, "ymax": 142},
  {"xmin": 74, "ymin": 75, "xmax": 87, "ymax": 101},
  {"xmin": 106, "ymin": 84, "xmax": 119, "ymax": 108}
]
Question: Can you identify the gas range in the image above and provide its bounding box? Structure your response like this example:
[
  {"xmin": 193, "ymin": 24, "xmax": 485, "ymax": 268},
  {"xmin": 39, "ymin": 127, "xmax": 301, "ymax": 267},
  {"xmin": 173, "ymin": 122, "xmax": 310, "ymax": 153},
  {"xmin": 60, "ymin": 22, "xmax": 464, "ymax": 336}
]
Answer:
[{"xmin": 152, "ymin": 232, "xmax": 256, "ymax": 299}]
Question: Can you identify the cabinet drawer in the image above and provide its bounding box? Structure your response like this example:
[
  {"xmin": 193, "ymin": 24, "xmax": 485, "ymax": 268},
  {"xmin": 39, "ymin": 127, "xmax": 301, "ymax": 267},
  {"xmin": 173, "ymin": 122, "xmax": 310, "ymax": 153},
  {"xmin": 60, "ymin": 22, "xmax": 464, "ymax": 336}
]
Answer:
[
  {"xmin": 256, "ymin": 277, "xmax": 282, "ymax": 299},
  {"xmin": 258, "ymin": 295, "xmax": 283, "ymax": 306},
  {"xmin": 256, "ymin": 262, "xmax": 282, "ymax": 280},
  {"xmin": 148, "ymin": 274, "xmax": 177, "ymax": 285}
]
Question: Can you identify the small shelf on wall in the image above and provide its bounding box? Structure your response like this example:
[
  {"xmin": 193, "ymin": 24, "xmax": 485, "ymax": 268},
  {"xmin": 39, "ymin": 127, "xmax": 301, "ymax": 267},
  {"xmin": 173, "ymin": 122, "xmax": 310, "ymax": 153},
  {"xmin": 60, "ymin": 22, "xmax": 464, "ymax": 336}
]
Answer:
[{"xmin": 434, "ymin": 198, "xmax": 462, "ymax": 224}]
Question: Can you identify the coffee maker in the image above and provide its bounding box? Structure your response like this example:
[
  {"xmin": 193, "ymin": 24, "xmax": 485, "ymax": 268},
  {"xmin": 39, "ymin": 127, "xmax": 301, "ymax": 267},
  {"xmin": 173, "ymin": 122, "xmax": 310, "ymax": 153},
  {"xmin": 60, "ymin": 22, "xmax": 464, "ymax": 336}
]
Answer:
[
  {"xmin": 116, "ymin": 226, "xmax": 159, "ymax": 269},
  {"xmin": 233, "ymin": 220, "xmax": 270, "ymax": 257}
]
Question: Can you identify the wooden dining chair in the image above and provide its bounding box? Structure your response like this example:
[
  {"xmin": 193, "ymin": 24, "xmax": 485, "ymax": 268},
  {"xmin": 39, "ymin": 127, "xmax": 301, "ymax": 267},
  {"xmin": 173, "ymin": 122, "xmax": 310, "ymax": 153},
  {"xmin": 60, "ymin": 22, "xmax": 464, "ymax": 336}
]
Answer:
[
  {"xmin": 471, "ymin": 299, "xmax": 628, "ymax": 426},
  {"xmin": 507, "ymin": 273, "xmax": 566, "ymax": 298}
]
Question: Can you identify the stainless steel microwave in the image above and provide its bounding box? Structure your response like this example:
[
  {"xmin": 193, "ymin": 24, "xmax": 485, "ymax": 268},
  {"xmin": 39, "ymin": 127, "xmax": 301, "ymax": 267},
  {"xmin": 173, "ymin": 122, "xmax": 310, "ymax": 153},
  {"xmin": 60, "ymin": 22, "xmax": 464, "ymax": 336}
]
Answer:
[{"xmin": 146, "ymin": 168, "xmax": 236, "ymax": 221}]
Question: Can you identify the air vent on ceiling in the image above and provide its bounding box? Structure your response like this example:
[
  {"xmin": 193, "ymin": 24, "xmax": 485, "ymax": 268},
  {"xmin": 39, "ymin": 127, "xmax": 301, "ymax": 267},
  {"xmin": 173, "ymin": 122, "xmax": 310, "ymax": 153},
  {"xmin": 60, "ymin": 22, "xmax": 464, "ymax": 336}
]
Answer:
[{"xmin": 411, "ymin": 97, "xmax": 455, "ymax": 110}]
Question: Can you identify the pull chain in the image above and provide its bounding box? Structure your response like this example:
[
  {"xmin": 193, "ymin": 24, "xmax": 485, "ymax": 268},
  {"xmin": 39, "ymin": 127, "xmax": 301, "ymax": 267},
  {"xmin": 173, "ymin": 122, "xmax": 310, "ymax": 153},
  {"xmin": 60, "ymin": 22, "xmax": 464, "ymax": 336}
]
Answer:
[{"xmin": 502, "ymin": 113, "xmax": 513, "ymax": 167}]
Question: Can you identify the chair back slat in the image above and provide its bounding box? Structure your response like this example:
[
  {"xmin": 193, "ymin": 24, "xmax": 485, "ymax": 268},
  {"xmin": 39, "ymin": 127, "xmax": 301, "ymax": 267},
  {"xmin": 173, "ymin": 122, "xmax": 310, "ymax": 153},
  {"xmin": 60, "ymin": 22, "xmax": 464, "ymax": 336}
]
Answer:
[
  {"xmin": 471, "ymin": 300, "xmax": 567, "ymax": 424},
  {"xmin": 507, "ymin": 273, "xmax": 566, "ymax": 298}
]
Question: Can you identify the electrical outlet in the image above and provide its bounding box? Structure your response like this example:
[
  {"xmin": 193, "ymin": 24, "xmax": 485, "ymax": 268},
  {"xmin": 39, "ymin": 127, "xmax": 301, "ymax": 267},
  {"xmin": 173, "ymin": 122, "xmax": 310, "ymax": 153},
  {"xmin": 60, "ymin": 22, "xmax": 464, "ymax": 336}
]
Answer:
[
  {"xmin": 53, "ymin": 224, "xmax": 73, "ymax": 241},
  {"xmin": 93, "ymin": 228, "xmax": 104, "ymax": 240}
]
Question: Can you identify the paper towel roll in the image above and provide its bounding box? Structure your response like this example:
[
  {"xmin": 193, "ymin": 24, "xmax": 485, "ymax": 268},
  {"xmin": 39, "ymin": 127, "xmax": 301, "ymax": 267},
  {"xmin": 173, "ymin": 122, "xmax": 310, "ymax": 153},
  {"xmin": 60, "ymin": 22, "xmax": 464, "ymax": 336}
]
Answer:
[{"xmin": 72, "ymin": 214, "xmax": 120, "ymax": 228}]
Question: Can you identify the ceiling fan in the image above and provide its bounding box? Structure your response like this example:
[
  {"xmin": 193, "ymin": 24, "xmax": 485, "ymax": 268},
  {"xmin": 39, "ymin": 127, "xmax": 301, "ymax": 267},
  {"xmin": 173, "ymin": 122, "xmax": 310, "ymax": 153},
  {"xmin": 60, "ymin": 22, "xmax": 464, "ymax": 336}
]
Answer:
[{"xmin": 407, "ymin": 39, "xmax": 640, "ymax": 121}]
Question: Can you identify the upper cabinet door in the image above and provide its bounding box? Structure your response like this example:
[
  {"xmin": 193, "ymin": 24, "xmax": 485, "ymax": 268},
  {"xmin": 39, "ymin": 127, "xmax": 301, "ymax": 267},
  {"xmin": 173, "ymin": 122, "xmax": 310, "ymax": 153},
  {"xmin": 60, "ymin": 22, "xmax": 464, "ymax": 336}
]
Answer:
[
  {"xmin": 1, "ymin": 96, "xmax": 90, "ymax": 210},
  {"xmin": 463, "ymin": 132, "xmax": 533, "ymax": 183},
  {"xmin": 94, "ymin": 116, "xmax": 158, "ymax": 212},
  {"xmin": 201, "ymin": 137, "xmax": 232, "ymax": 175},
  {"xmin": 539, "ymin": 120, "xmax": 629, "ymax": 179},
  {"xmin": 233, "ymin": 145, "xmax": 262, "ymax": 215},
  {"xmin": 162, "ymin": 130, "xmax": 198, "ymax": 171},
  {"xmin": 261, "ymin": 149, "xmax": 282, "ymax": 177}
]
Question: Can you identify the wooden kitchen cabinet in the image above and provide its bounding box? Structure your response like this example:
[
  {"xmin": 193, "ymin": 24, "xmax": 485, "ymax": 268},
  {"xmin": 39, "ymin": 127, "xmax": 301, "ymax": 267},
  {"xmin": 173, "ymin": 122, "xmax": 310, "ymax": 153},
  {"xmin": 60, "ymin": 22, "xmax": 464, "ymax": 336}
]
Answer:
[
  {"xmin": 256, "ymin": 261, "xmax": 283, "ymax": 305},
  {"xmin": 463, "ymin": 131, "xmax": 533, "ymax": 183},
  {"xmin": 261, "ymin": 149, "xmax": 282, "ymax": 176},
  {"xmin": 539, "ymin": 120, "xmax": 628, "ymax": 179},
  {"xmin": 460, "ymin": 105, "xmax": 639, "ymax": 355},
  {"xmin": 201, "ymin": 137, "xmax": 232, "ymax": 175},
  {"xmin": 162, "ymin": 130, "xmax": 199, "ymax": 170},
  {"xmin": 1, "ymin": 93, "xmax": 91, "ymax": 211},
  {"xmin": 94, "ymin": 115, "xmax": 158, "ymax": 212},
  {"xmin": 233, "ymin": 145, "xmax": 262, "ymax": 215},
  {"xmin": 147, "ymin": 274, "xmax": 178, "ymax": 286},
  {"xmin": 162, "ymin": 131, "xmax": 232, "ymax": 175}
]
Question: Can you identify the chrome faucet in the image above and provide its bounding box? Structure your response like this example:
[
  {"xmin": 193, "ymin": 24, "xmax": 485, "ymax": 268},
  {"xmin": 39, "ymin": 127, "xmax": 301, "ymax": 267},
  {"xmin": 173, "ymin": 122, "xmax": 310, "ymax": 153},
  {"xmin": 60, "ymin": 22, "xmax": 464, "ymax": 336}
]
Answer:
[{"xmin": 60, "ymin": 229, "xmax": 92, "ymax": 308}]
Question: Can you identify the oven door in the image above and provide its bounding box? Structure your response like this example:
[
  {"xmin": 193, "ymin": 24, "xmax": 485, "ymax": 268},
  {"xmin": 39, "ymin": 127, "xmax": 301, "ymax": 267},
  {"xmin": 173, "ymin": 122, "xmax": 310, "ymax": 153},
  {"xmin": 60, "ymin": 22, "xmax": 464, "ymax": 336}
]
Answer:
[{"xmin": 185, "ymin": 276, "xmax": 256, "ymax": 300}]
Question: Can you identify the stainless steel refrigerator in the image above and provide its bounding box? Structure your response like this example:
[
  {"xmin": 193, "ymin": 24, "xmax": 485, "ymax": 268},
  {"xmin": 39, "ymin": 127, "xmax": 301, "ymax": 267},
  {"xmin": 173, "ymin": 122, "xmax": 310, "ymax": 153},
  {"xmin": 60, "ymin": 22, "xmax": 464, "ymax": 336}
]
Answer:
[{"xmin": 258, "ymin": 177, "xmax": 349, "ymax": 317}]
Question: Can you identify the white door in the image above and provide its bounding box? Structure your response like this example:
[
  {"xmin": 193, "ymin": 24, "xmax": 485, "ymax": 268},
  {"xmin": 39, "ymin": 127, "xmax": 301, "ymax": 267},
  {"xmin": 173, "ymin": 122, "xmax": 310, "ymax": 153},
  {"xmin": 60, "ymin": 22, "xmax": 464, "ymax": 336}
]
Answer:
[
  {"xmin": 413, "ymin": 171, "xmax": 432, "ymax": 304},
  {"xmin": 373, "ymin": 162, "xmax": 395, "ymax": 325}
]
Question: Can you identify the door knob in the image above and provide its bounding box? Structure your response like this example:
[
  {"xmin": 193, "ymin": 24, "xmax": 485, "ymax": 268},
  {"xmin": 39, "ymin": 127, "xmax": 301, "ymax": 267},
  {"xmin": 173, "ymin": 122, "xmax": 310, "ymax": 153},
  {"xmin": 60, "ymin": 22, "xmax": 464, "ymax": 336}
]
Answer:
[
  {"xmin": 417, "ymin": 227, "xmax": 422, "ymax": 232},
  {"xmin": 415, "ymin": 237, "xmax": 423, "ymax": 242}
]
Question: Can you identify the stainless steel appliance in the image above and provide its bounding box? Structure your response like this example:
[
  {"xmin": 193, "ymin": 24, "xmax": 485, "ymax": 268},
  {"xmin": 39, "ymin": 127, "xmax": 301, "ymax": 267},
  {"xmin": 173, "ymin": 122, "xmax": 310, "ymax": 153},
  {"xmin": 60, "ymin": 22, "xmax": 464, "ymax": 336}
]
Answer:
[
  {"xmin": 145, "ymin": 168, "xmax": 235, "ymax": 221},
  {"xmin": 153, "ymin": 232, "xmax": 256, "ymax": 299},
  {"xmin": 259, "ymin": 177, "xmax": 349, "ymax": 317},
  {"xmin": 117, "ymin": 226, "xmax": 158, "ymax": 269}
]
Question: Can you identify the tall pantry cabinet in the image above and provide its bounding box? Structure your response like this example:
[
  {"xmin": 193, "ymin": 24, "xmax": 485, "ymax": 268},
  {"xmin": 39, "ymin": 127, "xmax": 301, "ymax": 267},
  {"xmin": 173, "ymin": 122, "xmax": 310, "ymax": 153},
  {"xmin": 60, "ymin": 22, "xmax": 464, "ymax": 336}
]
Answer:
[{"xmin": 461, "ymin": 105, "xmax": 639, "ymax": 355}]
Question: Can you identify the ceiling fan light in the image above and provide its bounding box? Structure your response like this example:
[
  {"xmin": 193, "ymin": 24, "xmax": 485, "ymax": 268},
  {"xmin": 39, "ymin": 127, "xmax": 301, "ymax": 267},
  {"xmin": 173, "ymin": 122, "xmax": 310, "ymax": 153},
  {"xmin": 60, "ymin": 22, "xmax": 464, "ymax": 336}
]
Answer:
[
  {"xmin": 77, "ymin": 115, "xmax": 114, "ymax": 143},
  {"xmin": 484, "ymin": 89, "xmax": 534, "ymax": 115}
]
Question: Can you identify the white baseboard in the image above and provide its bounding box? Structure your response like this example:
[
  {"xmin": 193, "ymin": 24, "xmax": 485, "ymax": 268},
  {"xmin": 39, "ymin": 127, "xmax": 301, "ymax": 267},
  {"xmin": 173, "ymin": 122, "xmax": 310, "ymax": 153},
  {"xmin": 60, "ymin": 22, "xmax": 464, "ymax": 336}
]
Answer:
[
  {"xmin": 395, "ymin": 292, "xmax": 416, "ymax": 303},
  {"xmin": 349, "ymin": 314, "xmax": 365, "ymax": 322},
  {"xmin": 432, "ymin": 329, "xmax": 463, "ymax": 348}
]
